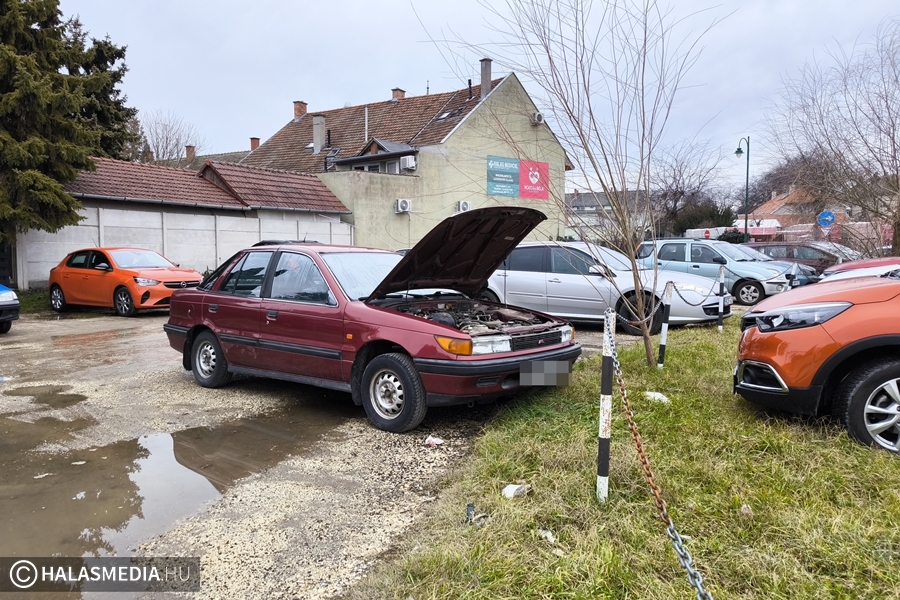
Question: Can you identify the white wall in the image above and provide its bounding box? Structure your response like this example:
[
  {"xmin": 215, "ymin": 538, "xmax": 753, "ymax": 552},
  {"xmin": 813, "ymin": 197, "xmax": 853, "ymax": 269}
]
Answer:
[{"xmin": 16, "ymin": 201, "xmax": 353, "ymax": 289}]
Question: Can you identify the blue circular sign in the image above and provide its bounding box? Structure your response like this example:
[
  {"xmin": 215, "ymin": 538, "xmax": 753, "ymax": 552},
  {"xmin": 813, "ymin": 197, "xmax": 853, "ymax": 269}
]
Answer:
[{"xmin": 817, "ymin": 211, "xmax": 835, "ymax": 227}]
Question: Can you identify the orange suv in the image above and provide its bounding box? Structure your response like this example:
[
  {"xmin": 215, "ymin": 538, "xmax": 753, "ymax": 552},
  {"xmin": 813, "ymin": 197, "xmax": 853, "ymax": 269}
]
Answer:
[{"xmin": 734, "ymin": 273, "xmax": 900, "ymax": 452}]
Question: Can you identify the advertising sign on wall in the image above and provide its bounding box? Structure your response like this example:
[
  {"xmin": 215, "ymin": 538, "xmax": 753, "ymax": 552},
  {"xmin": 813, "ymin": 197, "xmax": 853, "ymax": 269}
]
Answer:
[{"xmin": 486, "ymin": 156, "xmax": 549, "ymax": 200}]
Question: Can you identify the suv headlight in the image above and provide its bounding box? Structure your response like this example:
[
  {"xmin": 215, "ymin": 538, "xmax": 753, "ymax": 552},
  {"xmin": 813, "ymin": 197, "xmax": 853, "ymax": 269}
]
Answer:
[
  {"xmin": 134, "ymin": 277, "xmax": 160, "ymax": 286},
  {"xmin": 749, "ymin": 302, "xmax": 852, "ymax": 332},
  {"xmin": 472, "ymin": 335, "xmax": 512, "ymax": 355},
  {"xmin": 0, "ymin": 290, "xmax": 17, "ymax": 302}
]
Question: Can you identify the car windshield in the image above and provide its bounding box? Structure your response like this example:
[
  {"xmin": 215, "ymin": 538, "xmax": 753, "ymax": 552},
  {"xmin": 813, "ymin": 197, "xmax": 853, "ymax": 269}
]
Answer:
[
  {"xmin": 734, "ymin": 245, "xmax": 774, "ymax": 261},
  {"xmin": 809, "ymin": 241, "xmax": 864, "ymax": 260},
  {"xmin": 715, "ymin": 243, "xmax": 756, "ymax": 261},
  {"xmin": 110, "ymin": 250, "xmax": 175, "ymax": 268},
  {"xmin": 322, "ymin": 251, "xmax": 404, "ymax": 299},
  {"xmin": 577, "ymin": 244, "xmax": 632, "ymax": 270}
]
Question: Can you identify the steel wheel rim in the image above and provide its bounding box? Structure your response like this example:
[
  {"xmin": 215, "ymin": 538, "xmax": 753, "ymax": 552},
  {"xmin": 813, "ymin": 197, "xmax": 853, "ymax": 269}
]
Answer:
[
  {"xmin": 369, "ymin": 369, "xmax": 404, "ymax": 420},
  {"xmin": 51, "ymin": 288, "xmax": 63, "ymax": 309},
  {"xmin": 196, "ymin": 341, "xmax": 217, "ymax": 379},
  {"xmin": 739, "ymin": 285, "xmax": 760, "ymax": 304},
  {"xmin": 115, "ymin": 290, "xmax": 132, "ymax": 314},
  {"xmin": 864, "ymin": 377, "xmax": 900, "ymax": 451}
]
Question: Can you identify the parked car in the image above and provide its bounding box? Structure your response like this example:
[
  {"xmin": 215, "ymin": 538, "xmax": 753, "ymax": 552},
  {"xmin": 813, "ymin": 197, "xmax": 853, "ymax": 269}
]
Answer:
[
  {"xmin": 0, "ymin": 283, "xmax": 19, "ymax": 334},
  {"xmin": 819, "ymin": 263, "xmax": 900, "ymax": 282},
  {"xmin": 482, "ymin": 241, "xmax": 733, "ymax": 335},
  {"xmin": 637, "ymin": 239, "xmax": 793, "ymax": 305},
  {"xmin": 745, "ymin": 241, "xmax": 862, "ymax": 273},
  {"xmin": 48, "ymin": 248, "xmax": 202, "ymax": 317},
  {"xmin": 822, "ymin": 255, "xmax": 900, "ymax": 277},
  {"xmin": 164, "ymin": 207, "xmax": 581, "ymax": 433},
  {"xmin": 735, "ymin": 273, "xmax": 900, "ymax": 452},
  {"xmin": 734, "ymin": 244, "xmax": 820, "ymax": 285}
]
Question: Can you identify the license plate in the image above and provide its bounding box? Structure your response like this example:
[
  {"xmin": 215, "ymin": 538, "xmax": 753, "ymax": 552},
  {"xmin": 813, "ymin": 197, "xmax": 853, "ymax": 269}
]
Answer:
[{"xmin": 520, "ymin": 360, "xmax": 572, "ymax": 386}]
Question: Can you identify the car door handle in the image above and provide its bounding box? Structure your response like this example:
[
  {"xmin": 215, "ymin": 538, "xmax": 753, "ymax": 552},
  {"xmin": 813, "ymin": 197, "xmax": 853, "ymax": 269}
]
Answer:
[
  {"xmin": 548, "ymin": 278, "xmax": 561, "ymax": 284},
  {"xmin": 691, "ymin": 265, "xmax": 700, "ymax": 269},
  {"xmin": 266, "ymin": 310, "xmax": 278, "ymax": 319},
  {"xmin": 208, "ymin": 304, "xmax": 218, "ymax": 313}
]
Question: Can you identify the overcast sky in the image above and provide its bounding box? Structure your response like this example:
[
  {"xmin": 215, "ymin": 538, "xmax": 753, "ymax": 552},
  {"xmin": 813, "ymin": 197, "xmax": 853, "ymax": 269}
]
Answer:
[{"xmin": 59, "ymin": 0, "xmax": 899, "ymax": 190}]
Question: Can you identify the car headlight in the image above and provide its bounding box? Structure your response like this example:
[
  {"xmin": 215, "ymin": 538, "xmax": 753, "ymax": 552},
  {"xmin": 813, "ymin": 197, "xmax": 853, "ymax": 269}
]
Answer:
[
  {"xmin": 472, "ymin": 335, "xmax": 512, "ymax": 355},
  {"xmin": 0, "ymin": 290, "xmax": 17, "ymax": 302},
  {"xmin": 749, "ymin": 302, "xmax": 852, "ymax": 332},
  {"xmin": 673, "ymin": 283, "xmax": 712, "ymax": 295},
  {"xmin": 559, "ymin": 325, "xmax": 574, "ymax": 343},
  {"xmin": 134, "ymin": 277, "xmax": 160, "ymax": 286}
]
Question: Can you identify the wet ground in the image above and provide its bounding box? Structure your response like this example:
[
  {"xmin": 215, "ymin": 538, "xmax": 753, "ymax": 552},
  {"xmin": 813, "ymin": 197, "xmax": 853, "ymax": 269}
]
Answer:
[{"xmin": 0, "ymin": 313, "xmax": 511, "ymax": 598}]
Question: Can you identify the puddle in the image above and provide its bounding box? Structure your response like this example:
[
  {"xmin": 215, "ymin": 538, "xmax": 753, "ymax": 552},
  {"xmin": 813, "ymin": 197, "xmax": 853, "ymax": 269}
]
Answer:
[
  {"xmin": 5, "ymin": 384, "xmax": 88, "ymax": 409},
  {"xmin": 0, "ymin": 398, "xmax": 352, "ymax": 559}
]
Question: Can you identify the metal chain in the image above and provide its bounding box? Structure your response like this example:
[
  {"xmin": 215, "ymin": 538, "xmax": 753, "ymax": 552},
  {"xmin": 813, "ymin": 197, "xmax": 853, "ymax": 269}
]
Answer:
[
  {"xmin": 613, "ymin": 296, "xmax": 663, "ymax": 326},
  {"xmin": 604, "ymin": 323, "xmax": 715, "ymax": 600},
  {"xmin": 669, "ymin": 282, "xmax": 721, "ymax": 307}
]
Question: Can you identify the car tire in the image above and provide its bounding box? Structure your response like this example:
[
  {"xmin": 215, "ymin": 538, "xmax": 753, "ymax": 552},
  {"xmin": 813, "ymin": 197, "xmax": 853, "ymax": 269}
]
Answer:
[
  {"xmin": 114, "ymin": 286, "xmax": 136, "ymax": 317},
  {"xmin": 478, "ymin": 290, "xmax": 500, "ymax": 303},
  {"xmin": 50, "ymin": 285, "xmax": 68, "ymax": 312},
  {"xmin": 0, "ymin": 321, "xmax": 10, "ymax": 334},
  {"xmin": 191, "ymin": 331, "xmax": 233, "ymax": 388},
  {"xmin": 617, "ymin": 293, "xmax": 662, "ymax": 336},
  {"xmin": 734, "ymin": 280, "xmax": 764, "ymax": 305},
  {"xmin": 832, "ymin": 358, "xmax": 900, "ymax": 452},
  {"xmin": 360, "ymin": 352, "xmax": 427, "ymax": 433}
]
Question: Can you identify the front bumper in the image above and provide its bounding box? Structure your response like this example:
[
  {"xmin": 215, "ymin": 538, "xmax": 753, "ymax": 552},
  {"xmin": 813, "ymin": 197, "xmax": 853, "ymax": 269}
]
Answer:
[
  {"xmin": 733, "ymin": 360, "xmax": 824, "ymax": 415},
  {"xmin": 414, "ymin": 343, "xmax": 582, "ymax": 406},
  {"xmin": 0, "ymin": 300, "xmax": 20, "ymax": 323},
  {"xmin": 761, "ymin": 279, "xmax": 790, "ymax": 296}
]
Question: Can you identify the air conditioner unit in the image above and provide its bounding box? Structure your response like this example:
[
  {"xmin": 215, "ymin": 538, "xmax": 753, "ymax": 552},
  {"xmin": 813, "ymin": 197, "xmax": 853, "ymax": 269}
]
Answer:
[
  {"xmin": 531, "ymin": 111, "xmax": 545, "ymax": 125},
  {"xmin": 395, "ymin": 198, "xmax": 412, "ymax": 213},
  {"xmin": 399, "ymin": 155, "xmax": 417, "ymax": 170},
  {"xmin": 457, "ymin": 201, "xmax": 472, "ymax": 212}
]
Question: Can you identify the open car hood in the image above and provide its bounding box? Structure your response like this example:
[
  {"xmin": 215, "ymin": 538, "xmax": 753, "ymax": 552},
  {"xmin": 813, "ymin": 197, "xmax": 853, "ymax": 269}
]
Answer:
[{"xmin": 367, "ymin": 206, "xmax": 547, "ymax": 301}]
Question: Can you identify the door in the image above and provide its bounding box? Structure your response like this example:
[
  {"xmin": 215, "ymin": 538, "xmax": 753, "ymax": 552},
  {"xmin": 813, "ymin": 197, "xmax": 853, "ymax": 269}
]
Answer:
[
  {"xmin": 80, "ymin": 250, "xmax": 118, "ymax": 306},
  {"xmin": 258, "ymin": 252, "xmax": 344, "ymax": 381},
  {"xmin": 498, "ymin": 246, "xmax": 548, "ymax": 311},
  {"xmin": 688, "ymin": 243, "xmax": 725, "ymax": 280},
  {"xmin": 59, "ymin": 251, "xmax": 91, "ymax": 303},
  {"xmin": 546, "ymin": 246, "xmax": 616, "ymax": 319},
  {"xmin": 207, "ymin": 251, "xmax": 273, "ymax": 368},
  {"xmin": 656, "ymin": 242, "xmax": 689, "ymax": 276}
]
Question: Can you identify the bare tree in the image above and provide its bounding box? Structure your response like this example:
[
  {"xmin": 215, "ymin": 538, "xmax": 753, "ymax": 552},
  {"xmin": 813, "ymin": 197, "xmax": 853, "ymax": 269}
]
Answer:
[
  {"xmin": 770, "ymin": 18, "xmax": 900, "ymax": 255},
  {"xmin": 140, "ymin": 109, "xmax": 206, "ymax": 166},
  {"xmin": 651, "ymin": 140, "xmax": 725, "ymax": 235},
  {"xmin": 469, "ymin": 0, "xmax": 717, "ymax": 365}
]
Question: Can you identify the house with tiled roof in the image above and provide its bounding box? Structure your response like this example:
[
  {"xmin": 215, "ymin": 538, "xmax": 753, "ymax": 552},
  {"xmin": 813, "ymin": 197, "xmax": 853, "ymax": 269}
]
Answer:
[
  {"xmin": 13, "ymin": 158, "xmax": 351, "ymax": 288},
  {"xmin": 242, "ymin": 59, "xmax": 570, "ymax": 250}
]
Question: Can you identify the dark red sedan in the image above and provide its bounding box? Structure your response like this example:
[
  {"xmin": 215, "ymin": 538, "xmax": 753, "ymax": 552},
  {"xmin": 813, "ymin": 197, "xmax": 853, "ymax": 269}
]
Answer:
[{"xmin": 164, "ymin": 207, "xmax": 581, "ymax": 432}]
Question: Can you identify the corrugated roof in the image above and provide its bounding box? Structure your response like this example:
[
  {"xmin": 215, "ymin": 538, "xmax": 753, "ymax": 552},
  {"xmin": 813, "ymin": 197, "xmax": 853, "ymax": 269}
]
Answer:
[
  {"xmin": 201, "ymin": 162, "xmax": 350, "ymax": 213},
  {"xmin": 240, "ymin": 78, "xmax": 505, "ymax": 173}
]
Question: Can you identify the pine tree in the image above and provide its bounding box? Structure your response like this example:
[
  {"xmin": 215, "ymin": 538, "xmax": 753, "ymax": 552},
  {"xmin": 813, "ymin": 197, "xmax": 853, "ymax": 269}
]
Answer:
[{"xmin": 0, "ymin": 0, "xmax": 134, "ymax": 245}]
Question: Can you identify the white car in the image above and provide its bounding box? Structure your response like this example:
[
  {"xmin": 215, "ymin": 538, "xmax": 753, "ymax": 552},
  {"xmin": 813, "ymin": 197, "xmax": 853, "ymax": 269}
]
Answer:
[
  {"xmin": 818, "ymin": 263, "xmax": 900, "ymax": 282},
  {"xmin": 482, "ymin": 241, "xmax": 733, "ymax": 335}
]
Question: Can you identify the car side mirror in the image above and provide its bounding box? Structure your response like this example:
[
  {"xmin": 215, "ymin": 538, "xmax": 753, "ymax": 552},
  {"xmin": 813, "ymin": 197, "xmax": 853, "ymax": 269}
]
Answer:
[
  {"xmin": 713, "ymin": 256, "xmax": 727, "ymax": 265},
  {"xmin": 589, "ymin": 265, "xmax": 614, "ymax": 277},
  {"xmin": 94, "ymin": 263, "xmax": 111, "ymax": 271}
]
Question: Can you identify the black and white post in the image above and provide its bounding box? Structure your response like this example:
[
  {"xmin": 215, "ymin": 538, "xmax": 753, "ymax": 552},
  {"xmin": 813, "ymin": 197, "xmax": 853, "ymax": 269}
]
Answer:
[
  {"xmin": 657, "ymin": 281, "xmax": 673, "ymax": 369},
  {"xmin": 597, "ymin": 309, "xmax": 614, "ymax": 503},
  {"xmin": 717, "ymin": 265, "xmax": 726, "ymax": 333}
]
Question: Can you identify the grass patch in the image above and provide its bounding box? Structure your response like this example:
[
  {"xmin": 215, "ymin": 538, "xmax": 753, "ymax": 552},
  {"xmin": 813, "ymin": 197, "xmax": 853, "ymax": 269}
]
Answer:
[
  {"xmin": 16, "ymin": 288, "xmax": 50, "ymax": 314},
  {"xmin": 344, "ymin": 319, "xmax": 900, "ymax": 599}
]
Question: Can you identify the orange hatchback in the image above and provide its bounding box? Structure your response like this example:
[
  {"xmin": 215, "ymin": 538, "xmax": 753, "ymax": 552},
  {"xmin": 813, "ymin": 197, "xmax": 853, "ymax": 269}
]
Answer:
[
  {"xmin": 48, "ymin": 248, "xmax": 202, "ymax": 317},
  {"xmin": 735, "ymin": 273, "xmax": 900, "ymax": 452}
]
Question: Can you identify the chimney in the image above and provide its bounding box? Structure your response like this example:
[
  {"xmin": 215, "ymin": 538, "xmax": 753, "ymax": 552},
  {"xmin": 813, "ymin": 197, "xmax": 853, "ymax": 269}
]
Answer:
[
  {"xmin": 391, "ymin": 87, "xmax": 406, "ymax": 101},
  {"xmin": 771, "ymin": 191, "xmax": 777, "ymax": 200},
  {"xmin": 250, "ymin": 137, "xmax": 260, "ymax": 151},
  {"xmin": 480, "ymin": 58, "xmax": 492, "ymax": 100},
  {"xmin": 185, "ymin": 145, "xmax": 196, "ymax": 163},
  {"xmin": 293, "ymin": 100, "xmax": 307, "ymax": 120},
  {"xmin": 312, "ymin": 114, "xmax": 325, "ymax": 154}
]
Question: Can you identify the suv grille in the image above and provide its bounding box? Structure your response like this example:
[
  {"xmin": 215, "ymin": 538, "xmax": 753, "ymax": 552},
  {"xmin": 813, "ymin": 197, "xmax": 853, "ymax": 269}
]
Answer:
[
  {"xmin": 741, "ymin": 314, "xmax": 757, "ymax": 330},
  {"xmin": 511, "ymin": 330, "xmax": 562, "ymax": 351}
]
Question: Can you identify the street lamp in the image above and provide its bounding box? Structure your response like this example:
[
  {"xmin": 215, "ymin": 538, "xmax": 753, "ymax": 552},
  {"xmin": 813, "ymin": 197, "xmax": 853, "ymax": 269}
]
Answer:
[{"xmin": 735, "ymin": 137, "xmax": 750, "ymax": 242}]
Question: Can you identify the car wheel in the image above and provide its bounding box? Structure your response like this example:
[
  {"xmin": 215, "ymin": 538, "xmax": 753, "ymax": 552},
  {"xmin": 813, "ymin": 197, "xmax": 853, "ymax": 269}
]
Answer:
[
  {"xmin": 478, "ymin": 290, "xmax": 500, "ymax": 303},
  {"xmin": 360, "ymin": 352, "xmax": 427, "ymax": 433},
  {"xmin": 734, "ymin": 280, "xmax": 764, "ymax": 305},
  {"xmin": 0, "ymin": 321, "xmax": 10, "ymax": 334},
  {"xmin": 50, "ymin": 285, "xmax": 67, "ymax": 312},
  {"xmin": 617, "ymin": 293, "xmax": 662, "ymax": 336},
  {"xmin": 191, "ymin": 331, "xmax": 233, "ymax": 388},
  {"xmin": 113, "ymin": 287, "xmax": 136, "ymax": 317},
  {"xmin": 832, "ymin": 358, "xmax": 900, "ymax": 452}
]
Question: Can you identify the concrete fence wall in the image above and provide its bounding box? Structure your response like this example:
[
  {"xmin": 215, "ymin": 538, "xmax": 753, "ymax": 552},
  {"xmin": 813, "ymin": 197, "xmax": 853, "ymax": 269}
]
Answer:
[{"xmin": 16, "ymin": 201, "xmax": 353, "ymax": 289}]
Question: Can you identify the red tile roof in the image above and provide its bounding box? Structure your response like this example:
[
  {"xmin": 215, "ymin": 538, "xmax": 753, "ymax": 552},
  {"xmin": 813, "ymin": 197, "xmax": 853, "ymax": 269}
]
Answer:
[
  {"xmin": 65, "ymin": 157, "xmax": 246, "ymax": 209},
  {"xmin": 65, "ymin": 157, "xmax": 349, "ymax": 214},
  {"xmin": 201, "ymin": 161, "xmax": 349, "ymax": 213},
  {"xmin": 240, "ymin": 78, "xmax": 506, "ymax": 173}
]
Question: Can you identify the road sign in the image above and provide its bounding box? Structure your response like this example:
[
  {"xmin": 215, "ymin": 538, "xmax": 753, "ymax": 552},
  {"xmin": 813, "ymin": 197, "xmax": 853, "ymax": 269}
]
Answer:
[
  {"xmin": 817, "ymin": 211, "xmax": 835, "ymax": 227},
  {"xmin": 704, "ymin": 229, "xmax": 710, "ymax": 239},
  {"xmin": 820, "ymin": 226, "xmax": 832, "ymax": 238}
]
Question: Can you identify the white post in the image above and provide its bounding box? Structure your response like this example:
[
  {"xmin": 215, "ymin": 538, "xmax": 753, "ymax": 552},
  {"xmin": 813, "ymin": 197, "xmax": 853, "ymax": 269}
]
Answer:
[{"xmin": 597, "ymin": 309, "xmax": 614, "ymax": 503}]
